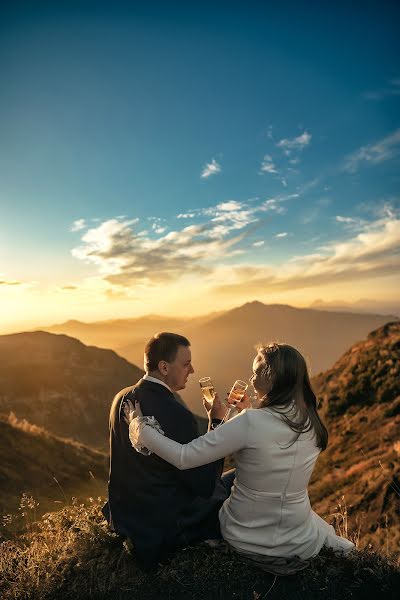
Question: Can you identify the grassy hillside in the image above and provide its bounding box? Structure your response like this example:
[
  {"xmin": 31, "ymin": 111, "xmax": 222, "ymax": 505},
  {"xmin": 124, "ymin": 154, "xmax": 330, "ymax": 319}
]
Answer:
[
  {"xmin": 0, "ymin": 331, "xmax": 143, "ymax": 449},
  {"xmin": 0, "ymin": 499, "xmax": 399, "ymax": 600},
  {"xmin": 0, "ymin": 413, "xmax": 107, "ymax": 537},
  {"xmin": 310, "ymin": 322, "xmax": 400, "ymax": 554}
]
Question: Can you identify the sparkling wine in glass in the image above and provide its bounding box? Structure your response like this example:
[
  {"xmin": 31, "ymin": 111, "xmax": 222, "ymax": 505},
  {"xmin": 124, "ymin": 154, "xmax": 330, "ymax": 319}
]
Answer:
[
  {"xmin": 199, "ymin": 377, "xmax": 216, "ymax": 404},
  {"xmin": 228, "ymin": 379, "xmax": 248, "ymax": 406}
]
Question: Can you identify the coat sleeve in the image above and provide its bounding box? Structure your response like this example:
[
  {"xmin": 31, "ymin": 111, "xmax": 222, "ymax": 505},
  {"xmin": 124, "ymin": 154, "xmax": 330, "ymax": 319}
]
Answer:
[
  {"xmin": 140, "ymin": 410, "xmax": 250, "ymax": 471},
  {"xmin": 167, "ymin": 405, "xmax": 226, "ymax": 498}
]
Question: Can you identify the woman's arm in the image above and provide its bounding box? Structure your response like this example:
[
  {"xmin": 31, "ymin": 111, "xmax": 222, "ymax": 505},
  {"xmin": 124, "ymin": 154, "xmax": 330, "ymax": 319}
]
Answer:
[{"xmin": 136, "ymin": 409, "xmax": 250, "ymax": 469}]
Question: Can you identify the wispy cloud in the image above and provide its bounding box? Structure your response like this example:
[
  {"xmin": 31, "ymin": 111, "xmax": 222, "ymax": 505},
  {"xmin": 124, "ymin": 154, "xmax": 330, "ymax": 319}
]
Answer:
[
  {"xmin": 277, "ymin": 131, "xmax": 311, "ymax": 156},
  {"xmin": 177, "ymin": 212, "xmax": 196, "ymax": 219},
  {"xmin": 0, "ymin": 279, "xmax": 22, "ymax": 286},
  {"xmin": 363, "ymin": 78, "xmax": 400, "ymax": 101},
  {"xmin": 70, "ymin": 218, "xmax": 86, "ymax": 232},
  {"xmin": 71, "ymin": 193, "xmax": 301, "ymax": 287},
  {"xmin": 344, "ymin": 129, "xmax": 400, "ymax": 173},
  {"xmin": 260, "ymin": 154, "xmax": 278, "ymax": 174},
  {"xmin": 275, "ymin": 232, "xmax": 288, "ymax": 238},
  {"xmin": 71, "ymin": 206, "xmax": 253, "ymax": 286},
  {"xmin": 336, "ymin": 216, "xmax": 358, "ymax": 224},
  {"xmin": 214, "ymin": 212, "xmax": 400, "ymax": 296},
  {"xmin": 201, "ymin": 158, "xmax": 221, "ymax": 179},
  {"xmin": 253, "ymin": 241, "xmax": 265, "ymax": 247},
  {"xmin": 149, "ymin": 217, "xmax": 167, "ymax": 234}
]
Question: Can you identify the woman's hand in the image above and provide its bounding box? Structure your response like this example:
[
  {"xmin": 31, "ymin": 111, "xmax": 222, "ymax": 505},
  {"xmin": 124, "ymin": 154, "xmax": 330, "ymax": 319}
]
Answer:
[
  {"xmin": 227, "ymin": 390, "xmax": 252, "ymax": 413},
  {"xmin": 203, "ymin": 392, "xmax": 227, "ymax": 421}
]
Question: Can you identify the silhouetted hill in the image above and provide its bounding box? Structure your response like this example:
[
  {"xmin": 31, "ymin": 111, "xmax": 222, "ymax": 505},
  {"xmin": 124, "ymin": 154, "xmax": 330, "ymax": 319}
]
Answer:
[
  {"xmin": 310, "ymin": 322, "xmax": 400, "ymax": 553},
  {"xmin": 0, "ymin": 331, "xmax": 143, "ymax": 449},
  {"xmin": 0, "ymin": 413, "xmax": 107, "ymax": 535}
]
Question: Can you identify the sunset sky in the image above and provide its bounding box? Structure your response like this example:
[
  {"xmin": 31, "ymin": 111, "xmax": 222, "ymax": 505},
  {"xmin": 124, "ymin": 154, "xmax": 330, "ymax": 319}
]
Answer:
[{"xmin": 1, "ymin": 1, "xmax": 399, "ymax": 332}]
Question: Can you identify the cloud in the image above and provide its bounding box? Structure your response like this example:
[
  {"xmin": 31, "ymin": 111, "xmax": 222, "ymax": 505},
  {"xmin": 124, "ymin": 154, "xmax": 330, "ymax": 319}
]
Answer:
[
  {"xmin": 70, "ymin": 219, "xmax": 86, "ymax": 232},
  {"xmin": 150, "ymin": 218, "xmax": 167, "ymax": 234},
  {"xmin": 336, "ymin": 216, "xmax": 358, "ymax": 224},
  {"xmin": 71, "ymin": 193, "xmax": 300, "ymax": 288},
  {"xmin": 71, "ymin": 205, "xmax": 254, "ymax": 287},
  {"xmin": 201, "ymin": 158, "xmax": 221, "ymax": 178},
  {"xmin": 253, "ymin": 241, "xmax": 265, "ymax": 247},
  {"xmin": 217, "ymin": 201, "xmax": 242, "ymax": 211},
  {"xmin": 275, "ymin": 232, "xmax": 289, "ymax": 238},
  {"xmin": 177, "ymin": 212, "xmax": 196, "ymax": 219},
  {"xmin": 259, "ymin": 194, "xmax": 298, "ymax": 215},
  {"xmin": 344, "ymin": 129, "xmax": 400, "ymax": 173},
  {"xmin": 277, "ymin": 131, "xmax": 311, "ymax": 156},
  {"xmin": 214, "ymin": 213, "xmax": 400, "ymax": 296},
  {"xmin": 363, "ymin": 78, "xmax": 400, "ymax": 101},
  {"xmin": 260, "ymin": 155, "xmax": 278, "ymax": 174},
  {"xmin": 0, "ymin": 279, "xmax": 22, "ymax": 286}
]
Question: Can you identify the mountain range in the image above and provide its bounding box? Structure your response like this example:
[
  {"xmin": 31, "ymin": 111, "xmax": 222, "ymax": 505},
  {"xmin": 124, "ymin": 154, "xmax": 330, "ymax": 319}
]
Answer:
[{"xmin": 38, "ymin": 301, "xmax": 396, "ymax": 415}]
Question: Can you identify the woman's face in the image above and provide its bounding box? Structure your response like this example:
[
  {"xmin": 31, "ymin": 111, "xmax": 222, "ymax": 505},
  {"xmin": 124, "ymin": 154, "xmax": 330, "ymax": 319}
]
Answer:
[{"xmin": 250, "ymin": 353, "xmax": 273, "ymax": 399}]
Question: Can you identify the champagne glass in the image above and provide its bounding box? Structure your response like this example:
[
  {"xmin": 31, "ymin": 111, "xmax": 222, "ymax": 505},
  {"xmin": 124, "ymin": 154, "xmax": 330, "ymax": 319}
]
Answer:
[
  {"xmin": 199, "ymin": 377, "xmax": 216, "ymax": 404},
  {"xmin": 221, "ymin": 379, "xmax": 248, "ymax": 423},
  {"xmin": 227, "ymin": 379, "xmax": 248, "ymax": 405}
]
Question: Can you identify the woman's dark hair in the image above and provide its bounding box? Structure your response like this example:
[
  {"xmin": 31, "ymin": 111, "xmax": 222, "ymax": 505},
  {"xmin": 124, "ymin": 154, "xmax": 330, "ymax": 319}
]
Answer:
[
  {"xmin": 144, "ymin": 332, "xmax": 190, "ymax": 372},
  {"xmin": 256, "ymin": 342, "xmax": 328, "ymax": 451}
]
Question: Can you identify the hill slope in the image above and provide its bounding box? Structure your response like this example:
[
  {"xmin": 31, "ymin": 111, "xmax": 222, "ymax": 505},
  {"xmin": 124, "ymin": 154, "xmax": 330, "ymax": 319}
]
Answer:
[
  {"xmin": 310, "ymin": 322, "xmax": 400, "ymax": 553},
  {"xmin": 0, "ymin": 413, "xmax": 108, "ymax": 535},
  {"xmin": 0, "ymin": 331, "xmax": 143, "ymax": 449}
]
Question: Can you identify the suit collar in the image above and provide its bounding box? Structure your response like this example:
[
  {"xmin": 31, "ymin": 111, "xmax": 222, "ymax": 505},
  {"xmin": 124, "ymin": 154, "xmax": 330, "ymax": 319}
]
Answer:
[{"xmin": 142, "ymin": 374, "xmax": 172, "ymax": 393}]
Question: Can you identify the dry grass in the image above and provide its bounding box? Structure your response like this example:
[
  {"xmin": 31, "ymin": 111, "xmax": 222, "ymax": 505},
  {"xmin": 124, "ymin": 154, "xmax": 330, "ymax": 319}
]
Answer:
[{"xmin": 0, "ymin": 495, "xmax": 399, "ymax": 600}]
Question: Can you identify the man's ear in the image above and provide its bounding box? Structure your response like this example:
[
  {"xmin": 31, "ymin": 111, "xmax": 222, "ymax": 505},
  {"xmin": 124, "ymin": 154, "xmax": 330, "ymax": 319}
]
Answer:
[{"xmin": 158, "ymin": 360, "xmax": 169, "ymax": 376}]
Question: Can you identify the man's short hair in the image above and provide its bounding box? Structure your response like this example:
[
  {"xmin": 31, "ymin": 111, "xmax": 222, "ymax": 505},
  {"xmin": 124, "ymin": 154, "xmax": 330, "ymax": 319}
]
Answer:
[{"xmin": 144, "ymin": 332, "xmax": 190, "ymax": 372}]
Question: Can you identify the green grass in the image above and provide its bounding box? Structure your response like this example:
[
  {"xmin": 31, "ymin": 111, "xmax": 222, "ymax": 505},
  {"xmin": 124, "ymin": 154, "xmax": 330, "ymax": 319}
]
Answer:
[{"xmin": 1, "ymin": 498, "xmax": 399, "ymax": 600}]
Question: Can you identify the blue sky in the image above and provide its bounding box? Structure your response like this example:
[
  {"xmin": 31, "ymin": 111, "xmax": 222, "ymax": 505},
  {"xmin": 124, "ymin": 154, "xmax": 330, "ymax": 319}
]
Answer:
[{"xmin": 0, "ymin": 1, "xmax": 399, "ymax": 330}]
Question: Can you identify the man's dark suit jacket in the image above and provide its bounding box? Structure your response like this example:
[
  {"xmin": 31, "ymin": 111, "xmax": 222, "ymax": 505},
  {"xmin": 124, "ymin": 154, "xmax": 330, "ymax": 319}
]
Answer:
[{"xmin": 103, "ymin": 378, "xmax": 224, "ymax": 567}]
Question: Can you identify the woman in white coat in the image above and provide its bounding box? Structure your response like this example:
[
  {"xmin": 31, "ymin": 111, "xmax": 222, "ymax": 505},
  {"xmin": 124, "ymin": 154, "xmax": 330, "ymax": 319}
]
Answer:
[{"xmin": 128, "ymin": 342, "xmax": 354, "ymax": 569}]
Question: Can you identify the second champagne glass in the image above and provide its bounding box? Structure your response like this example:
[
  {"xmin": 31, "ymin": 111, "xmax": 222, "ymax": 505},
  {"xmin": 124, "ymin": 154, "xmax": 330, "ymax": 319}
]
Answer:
[{"xmin": 227, "ymin": 379, "xmax": 248, "ymax": 405}]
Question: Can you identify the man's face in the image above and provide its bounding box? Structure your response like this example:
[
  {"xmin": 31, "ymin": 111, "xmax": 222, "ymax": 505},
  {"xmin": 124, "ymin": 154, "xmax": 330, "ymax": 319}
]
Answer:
[{"xmin": 164, "ymin": 345, "xmax": 194, "ymax": 392}]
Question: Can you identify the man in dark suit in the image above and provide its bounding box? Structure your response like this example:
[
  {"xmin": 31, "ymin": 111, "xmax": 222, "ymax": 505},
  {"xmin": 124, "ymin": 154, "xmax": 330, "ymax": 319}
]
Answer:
[{"xmin": 102, "ymin": 332, "xmax": 231, "ymax": 569}]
